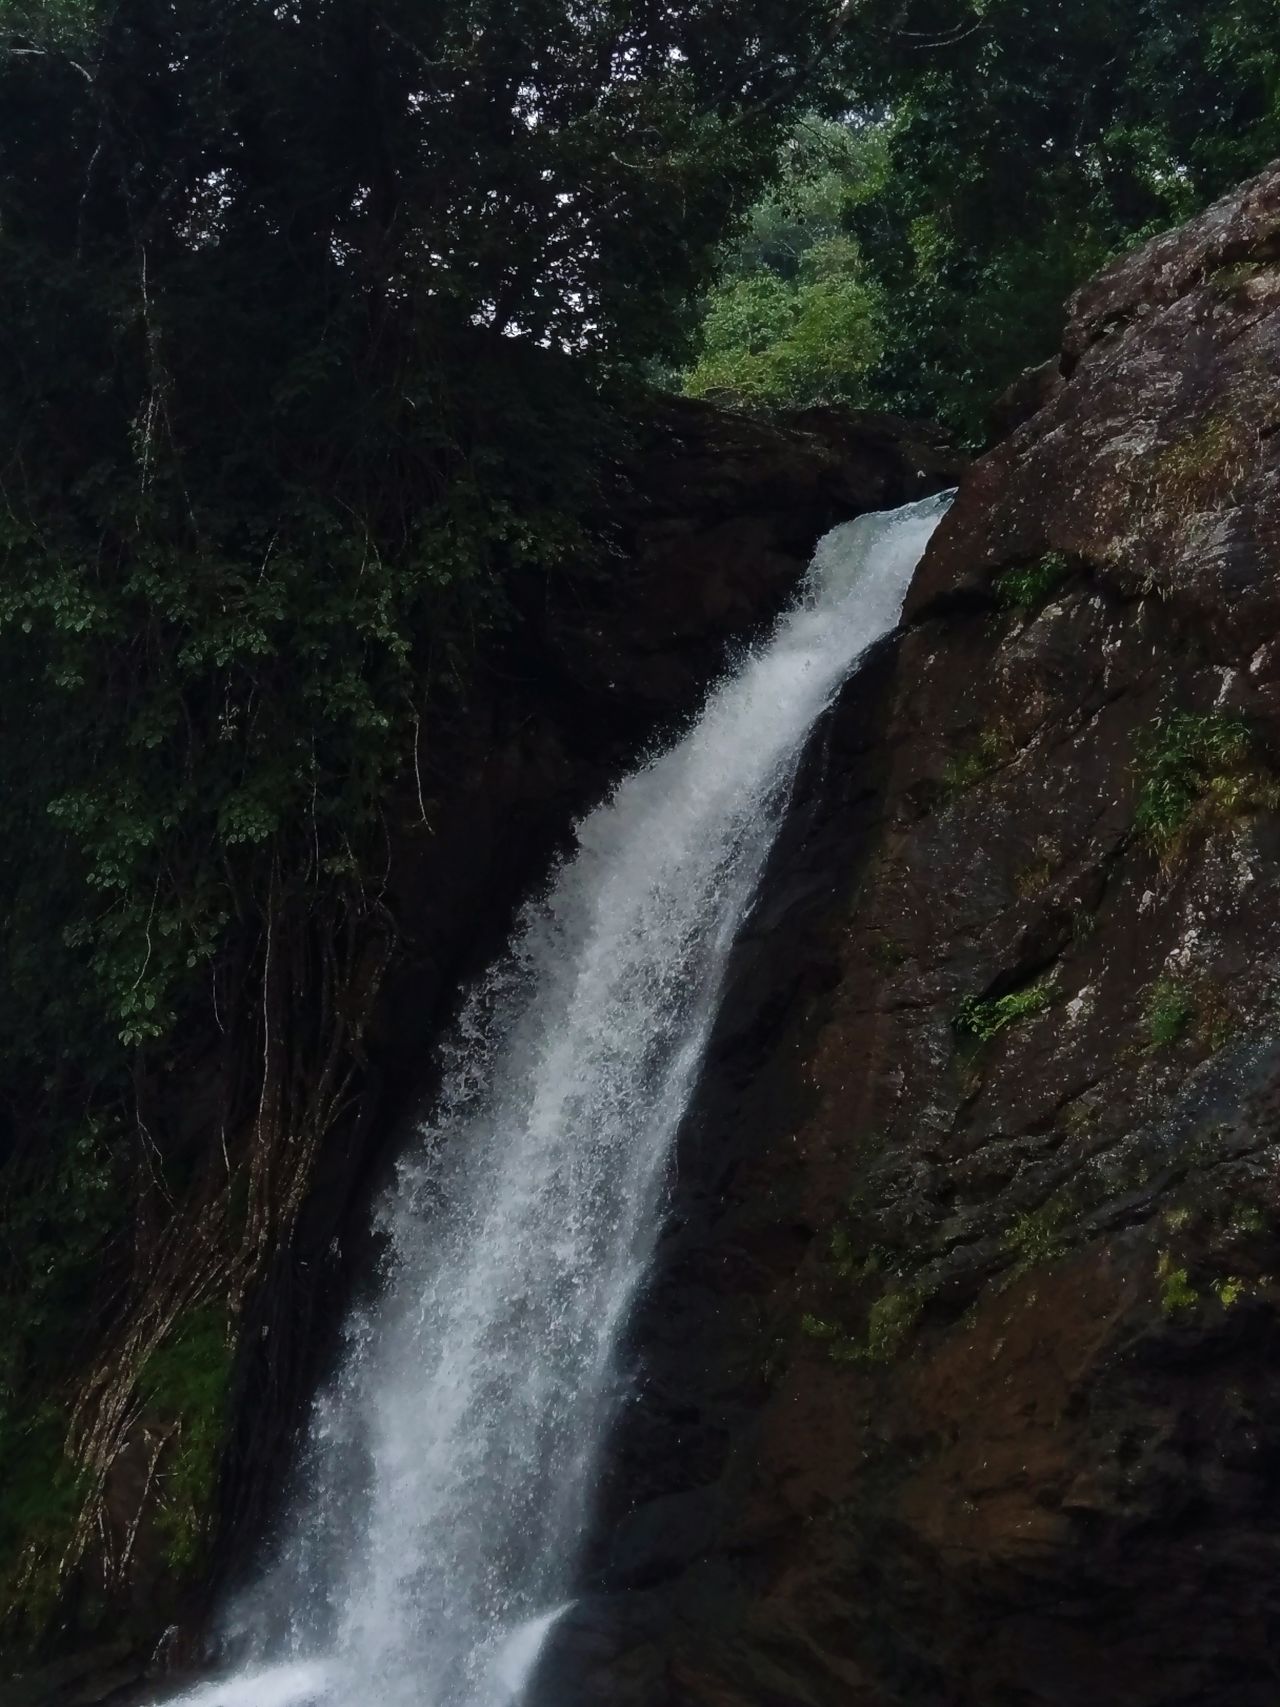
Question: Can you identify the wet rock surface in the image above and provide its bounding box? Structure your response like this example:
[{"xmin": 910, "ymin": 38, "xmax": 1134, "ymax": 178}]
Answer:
[{"xmin": 544, "ymin": 163, "xmax": 1280, "ymax": 1706}]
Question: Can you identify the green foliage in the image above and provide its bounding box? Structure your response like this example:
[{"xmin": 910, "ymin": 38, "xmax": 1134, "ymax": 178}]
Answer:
[
  {"xmin": 681, "ymin": 120, "xmax": 888, "ymax": 407},
  {"xmin": 1133, "ymin": 711, "xmax": 1257, "ymax": 854},
  {"xmin": 942, "ymin": 727, "xmax": 1013, "ymax": 797},
  {"xmin": 1071, "ymin": 906, "xmax": 1098, "ymax": 945},
  {"xmin": 801, "ymin": 1286, "xmax": 924, "ymax": 1365},
  {"xmin": 1144, "ymin": 976, "xmax": 1196, "ymax": 1049},
  {"xmin": 860, "ymin": 1287, "xmax": 924, "ymax": 1364},
  {"xmin": 137, "ymin": 1309, "xmax": 233, "ymax": 1571},
  {"xmin": 0, "ymin": 1112, "xmax": 119, "ymax": 1645},
  {"xmin": 801, "ymin": 1312, "xmax": 843, "ymax": 1343},
  {"xmin": 845, "ymin": 0, "xmax": 1280, "ymax": 436},
  {"xmin": 1013, "ymin": 843, "xmax": 1057, "ymax": 899},
  {"xmin": 1214, "ymin": 1276, "xmax": 1248, "ymax": 1309},
  {"xmin": 1227, "ymin": 1200, "xmax": 1266, "ymax": 1238},
  {"xmin": 803, "ymin": 1201, "xmax": 928, "ymax": 1367},
  {"xmin": 0, "ymin": 1307, "xmax": 233, "ymax": 1644},
  {"xmin": 1157, "ymin": 1251, "xmax": 1199, "ymax": 1315},
  {"xmin": 717, "ymin": 118, "xmax": 893, "ymax": 279},
  {"xmin": 0, "ymin": 1404, "xmax": 86, "ymax": 1644},
  {"xmin": 0, "ymin": 1119, "xmax": 121, "ymax": 1435},
  {"xmin": 686, "ymin": 4, "xmax": 1280, "ymax": 436},
  {"xmin": 1004, "ymin": 1200, "xmax": 1069, "ymax": 1271},
  {"xmin": 1156, "ymin": 1202, "xmax": 1264, "ymax": 1317},
  {"xmin": 1143, "ymin": 971, "xmax": 1237, "ymax": 1055},
  {"xmin": 956, "ymin": 976, "xmax": 1055, "ymax": 1044},
  {"xmin": 827, "ymin": 1223, "xmax": 860, "ymax": 1280},
  {"xmin": 995, "ymin": 553, "xmax": 1070, "ymax": 613},
  {"xmin": 684, "ymin": 240, "xmax": 883, "ymax": 407},
  {"xmin": 1155, "ymin": 415, "xmax": 1248, "ymax": 498},
  {"xmin": 0, "ymin": 3, "xmax": 844, "ymax": 1050},
  {"xmin": 1210, "ymin": 261, "xmax": 1269, "ymax": 296},
  {"xmin": 0, "ymin": 0, "xmax": 843, "ymax": 1512}
]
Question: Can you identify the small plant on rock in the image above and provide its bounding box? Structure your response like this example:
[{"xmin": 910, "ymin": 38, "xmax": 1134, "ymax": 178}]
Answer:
[
  {"xmin": 1134, "ymin": 711, "xmax": 1275, "ymax": 860},
  {"xmin": 1226, "ymin": 1200, "xmax": 1266, "ymax": 1239},
  {"xmin": 137, "ymin": 1307, "xmax": 234, "ymax": 1570},
  {"xmin": 1153, "ymin": 415, "xmax": 1249, "ymax": 515},
  {"xmin": 994, "ymin": 552, "xmax": 1070, "ymax": 614},
  {"xmin": 1143, "ymin": 972, "xmax": 1236, "ymax": 1054},
  {"xmin": 1014, "ymin": 837, "xmax": 1060, "ymax": 899},
  {"xmin": 955, "ymin": 976, "xmax": 1056, "ymax": 1045},
  {"xmin": 1005, "ymin": 1199, "xmax": 1070, "ymax": 1271},
  {"xmin": 861, "ymin": 1287, "xmax": 925, "ymax": 1363},
  {"xmin": 1214, "ymin": 1276, "xmax": 1249, "ymax": 1309},
  {"xmin": 1157, "ymin": 1251, "xmax": 1198, "ymax": 1315},
  {"xmin": 1210, "ymin": 261, "xmax": 1266, "ymax": 297},
  {"xmin": 942, "ymin": 725, "xmax": 1015, "ymax": 797},
  {"xmin": 1144, "ymin": 976, "xmax": 1196, "ymax": 1049},
  {"xmin": 800, "ymin": 1312, "xmax": 842, "ymax": 1342},
  {"xmin": 869, "ymin": 934, "xmax": 909, "ymax": 971}
]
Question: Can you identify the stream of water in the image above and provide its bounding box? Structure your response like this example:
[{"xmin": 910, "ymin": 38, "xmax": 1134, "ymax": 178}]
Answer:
[{"xmin": 170, "ymin": 492, "xmax": 950, "ymax": 1707}]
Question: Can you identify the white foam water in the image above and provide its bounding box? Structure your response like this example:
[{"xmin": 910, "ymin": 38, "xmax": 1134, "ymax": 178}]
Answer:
[{"xmin": 169, "ymin": 493, "xmax": 951, "ymax": 1707}]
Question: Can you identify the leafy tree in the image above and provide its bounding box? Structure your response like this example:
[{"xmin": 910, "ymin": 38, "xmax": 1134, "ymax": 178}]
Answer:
[
  {"xmin": 683, "ymin": 120, "xmax": 886, "ymax": 406},
  {"xmin": 686, "ymin": 0, "xmax": 1280, "ymax": 435},
  {"xmin": 685, "ymin": 239, "xmax": 884, "ymax": 406}
]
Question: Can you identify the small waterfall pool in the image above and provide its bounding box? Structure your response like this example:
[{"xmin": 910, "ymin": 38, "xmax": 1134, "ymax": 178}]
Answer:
[{"xmin": 169, "ymin": 492, "xmax": 951, "ymax": 1707}]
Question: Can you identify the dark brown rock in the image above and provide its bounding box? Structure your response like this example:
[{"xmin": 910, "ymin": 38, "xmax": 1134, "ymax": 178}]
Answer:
[
  {"xmin": 986, "ymin": 356, "xmax": 1066, "ymax": 442},
  {"xmin": 537, "ymin": 397, "xmax": 958, "ymax": 724},
  {"xmin": 547, "ymin": 163, "xmax": 1280, "ymax": 1707}
]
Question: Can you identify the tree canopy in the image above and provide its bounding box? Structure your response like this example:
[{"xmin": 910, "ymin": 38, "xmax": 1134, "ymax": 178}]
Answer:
[
  {"xmin": 0, "ymin": 0, "xmax": 847, "ymax": 1102},
  {"xmin": 683, "ymin": 0, "xmax": 1280, "ymax": 435}
]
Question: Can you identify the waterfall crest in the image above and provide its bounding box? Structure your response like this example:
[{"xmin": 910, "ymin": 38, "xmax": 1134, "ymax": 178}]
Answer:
[{"xmin": 171, "ymin": 493, "xmax": 950, "ymax": 1707}]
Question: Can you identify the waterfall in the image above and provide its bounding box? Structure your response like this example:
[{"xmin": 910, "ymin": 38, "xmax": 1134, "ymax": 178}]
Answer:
[{"xmin": 170, "ymin": 493, "xmax": 950, "ymax": 1707}]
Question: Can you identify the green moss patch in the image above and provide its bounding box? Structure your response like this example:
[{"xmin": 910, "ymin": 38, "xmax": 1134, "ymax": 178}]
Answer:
[
  {"xmin": 1144, "ymin": 975, "xmax": 1196, "ymax": 1049},
  {"xmin": 138, "ymin": 1307, "xmax": 234, "ymax": 1571},
  {"xmin": 1004, "ymin": 1199, "xmax": 1071, "ymax": 1272},
  {"xmin": 994, "ymin": 551, "xmax": 1070, "ymax": 613},
  {"xmin": 942, "ymin": 726, "xmax": 1015, "ymax": 798},
  {"xmin": 801, "ymin": 1283, "xmax": 926, "ymax": 1367},
  {"xmin": 1209, "ymin": 260, "xmax": 1269, "ymax": 296},
  {"xmin": 1143, "ymin": 972, "xmax": 1237, "ymax": 1054},
  {"xmin": 0, "ymin": 1404, "xmax": 87, "ymax": 1648},
  {"xmin": 1134, "ymin": 710, "xmax": 1277, "ymax": 859},
  {"xmin": 858, "ymin": 1287, "xmax": 926, "ymax": 1364},
  {"xmin": 1157, "ymin": 1252, "xmax": 1199, "ymax": 1316},
  {"xmin": 801, "ymin": 1204, "xmax": 931, "ymax": 1368}
]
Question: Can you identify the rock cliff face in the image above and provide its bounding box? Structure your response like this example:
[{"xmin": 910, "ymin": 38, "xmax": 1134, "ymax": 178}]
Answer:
[{"xmin": 536, "ymin": 163, "xmax": 1280, "ymax": 1706}]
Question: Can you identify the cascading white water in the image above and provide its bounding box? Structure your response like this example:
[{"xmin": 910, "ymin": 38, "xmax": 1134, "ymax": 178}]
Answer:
[{"xmin": 170, "ymin": 493, "xmax": 950, "ymax": 1707}]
